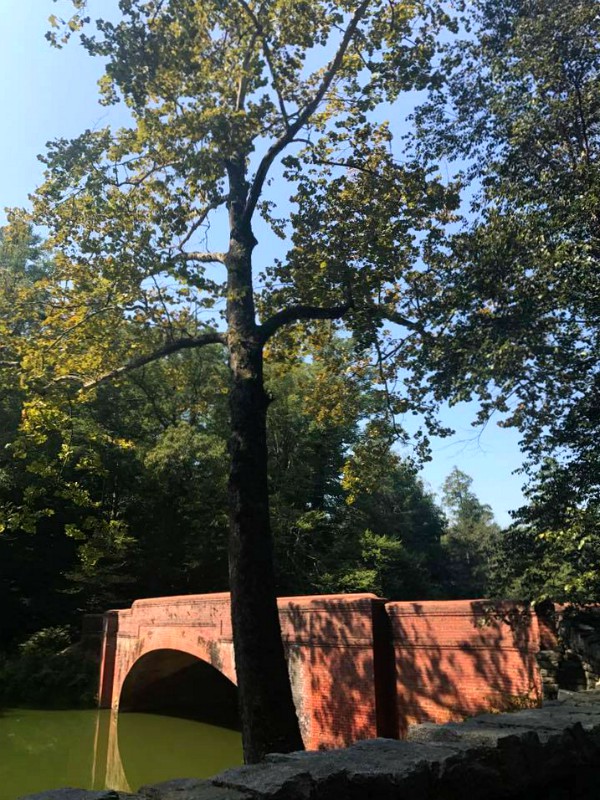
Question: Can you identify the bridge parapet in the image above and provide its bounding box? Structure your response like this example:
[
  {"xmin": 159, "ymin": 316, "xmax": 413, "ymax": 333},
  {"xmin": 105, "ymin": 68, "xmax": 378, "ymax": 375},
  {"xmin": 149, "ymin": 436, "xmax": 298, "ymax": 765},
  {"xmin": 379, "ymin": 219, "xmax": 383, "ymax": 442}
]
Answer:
[
  {"xmin": 98, "ymin": 593, "xmax": 386, "ymax": 750},
  {"xmin": 98, "ymin": 593, "xmax": 543, "ymax": 751},
  {"xmin": 387, "ymin": 599, "xmax": 542, "ymax": 734}
]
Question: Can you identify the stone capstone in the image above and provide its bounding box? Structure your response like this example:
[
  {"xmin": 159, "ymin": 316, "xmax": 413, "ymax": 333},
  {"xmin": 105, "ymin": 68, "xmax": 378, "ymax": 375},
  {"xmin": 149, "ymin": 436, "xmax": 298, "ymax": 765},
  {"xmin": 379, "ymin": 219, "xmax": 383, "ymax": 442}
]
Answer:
[{"xmin": 137, "ymin": 779, "xmax": 253, "ymax": 800}]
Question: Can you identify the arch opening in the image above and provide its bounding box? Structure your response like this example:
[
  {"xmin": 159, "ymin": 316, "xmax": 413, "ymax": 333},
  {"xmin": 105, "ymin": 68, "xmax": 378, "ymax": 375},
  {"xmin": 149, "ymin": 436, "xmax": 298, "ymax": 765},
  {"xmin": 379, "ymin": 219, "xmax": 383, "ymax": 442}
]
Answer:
[
  {"xmin": 557, "ymin": 652, "xmax": 588, "ymax": 692},
  {"xmin": 119, "ymin": 649, "xmax": 240, "ymax": 730}
]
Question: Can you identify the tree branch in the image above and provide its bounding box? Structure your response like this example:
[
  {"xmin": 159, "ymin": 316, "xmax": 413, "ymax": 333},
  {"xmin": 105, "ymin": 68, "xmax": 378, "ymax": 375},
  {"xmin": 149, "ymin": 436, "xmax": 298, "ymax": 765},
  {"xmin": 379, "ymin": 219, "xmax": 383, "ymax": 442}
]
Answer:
[
  {"xmin": 243, "ymin": 0, "xmax": 370, "ymax": 224},
  {"xmin": 375, "ymin": 306, "xmax": 423, "ymax": 332},
  {"xmin": 236, "ymin": 29, "xmax": 260, "ymax": 111},
  {"xmin": 51, "ymin": 332, "xmax": 227, "ymax": 391},
  {"xmin": 235, "ymin": 2, "xmax": 288, "ymax": 122},
  {"xmin": 180, "ymin": 251, "xmax": 227, "ymax": 264},
  {"xmin": 259, "ymin": 302, "xmax": 352, "ymax": 343},
  {"xmin": 308, "ymin": 157, "xmax": 380, "ymax": 176},
  {"xmin": 177, "ymin": 196, "xmax": 229, "ymax": 251}
]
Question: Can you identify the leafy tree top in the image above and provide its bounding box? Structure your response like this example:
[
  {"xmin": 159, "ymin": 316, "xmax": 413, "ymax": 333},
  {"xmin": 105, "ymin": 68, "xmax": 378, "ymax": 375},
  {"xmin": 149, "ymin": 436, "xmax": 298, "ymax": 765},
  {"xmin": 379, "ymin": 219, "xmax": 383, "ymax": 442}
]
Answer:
[
  {"xmin": 405, "ymin": 0, "xmax": 599, "ymax": 476},
  {"xmin": 30, "ymin": 1, "xmax": 457, "ymax": 441}
]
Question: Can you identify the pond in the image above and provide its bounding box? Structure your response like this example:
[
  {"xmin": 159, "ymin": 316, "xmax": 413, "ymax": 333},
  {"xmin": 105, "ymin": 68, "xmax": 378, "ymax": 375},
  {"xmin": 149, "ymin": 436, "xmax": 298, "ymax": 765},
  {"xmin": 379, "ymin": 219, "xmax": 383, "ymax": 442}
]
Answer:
[{"xmin": 0, "ymin": 708, "xmax": 242, "ymax": 799}]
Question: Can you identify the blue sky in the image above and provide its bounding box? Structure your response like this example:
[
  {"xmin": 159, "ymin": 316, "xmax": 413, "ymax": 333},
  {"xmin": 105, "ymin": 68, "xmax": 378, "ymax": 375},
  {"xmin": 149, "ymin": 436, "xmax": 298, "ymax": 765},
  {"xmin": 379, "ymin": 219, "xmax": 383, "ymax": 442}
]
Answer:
[{"xmin": 1, "ymin": 1, "xmax": 527, "ymax": 524}]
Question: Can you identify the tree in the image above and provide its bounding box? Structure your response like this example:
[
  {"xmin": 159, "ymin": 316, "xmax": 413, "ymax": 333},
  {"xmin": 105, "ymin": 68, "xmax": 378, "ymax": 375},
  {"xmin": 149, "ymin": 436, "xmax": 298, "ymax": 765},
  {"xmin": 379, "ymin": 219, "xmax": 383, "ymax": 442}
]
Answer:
[
  {"xmin": 440, "ymin": 468, "xmax": 500, "ymax": 598},
  {"xmin": 16, "ymin": 0, "xmax": 459, "ymax": 759},
  {"xmin": 266, "ymin": 356, "xmax": 447, "ymax": 597},
  {"xmin": 492, "ymin": 461, "xmax": 600, "ymax": 604},
  {"xmin": 403, "ymin": 0, "xmax": 600, "ymax": 580},
  {"xmin": 325, "ymin": 461, "xmax": 446, "ymax": 599},
  {"xmin": 0, "ymin": 220, "xmax": 80, "ymax": 648}
]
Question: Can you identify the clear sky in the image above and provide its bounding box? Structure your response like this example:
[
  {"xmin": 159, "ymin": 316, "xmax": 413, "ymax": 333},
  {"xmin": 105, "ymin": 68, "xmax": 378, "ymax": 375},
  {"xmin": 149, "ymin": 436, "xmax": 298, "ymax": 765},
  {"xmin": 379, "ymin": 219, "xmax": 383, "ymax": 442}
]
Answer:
[{"xmin": 1, "ymin": 1, "xmax": 527, "ymax": 524}]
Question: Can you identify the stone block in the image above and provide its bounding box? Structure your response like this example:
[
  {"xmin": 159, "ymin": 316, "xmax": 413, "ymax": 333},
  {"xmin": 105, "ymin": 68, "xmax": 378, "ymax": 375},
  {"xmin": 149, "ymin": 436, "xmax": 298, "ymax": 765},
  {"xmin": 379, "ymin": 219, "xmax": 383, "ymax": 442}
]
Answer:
[
  {"xmin": 138, "ymin": 779, "xmax": 251, "ymax": 800},
  {"xmin": 18, "ymin": 792, "xmax": 133, "ymax": 800}
]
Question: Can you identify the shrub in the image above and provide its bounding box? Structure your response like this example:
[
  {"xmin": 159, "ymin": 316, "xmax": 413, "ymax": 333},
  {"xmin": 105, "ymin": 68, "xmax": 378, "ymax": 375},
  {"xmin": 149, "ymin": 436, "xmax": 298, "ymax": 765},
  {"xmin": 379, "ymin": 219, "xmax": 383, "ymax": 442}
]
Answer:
[{"xmin": 0, "ymin": 626, "xmax": 96, "ymax": 708}]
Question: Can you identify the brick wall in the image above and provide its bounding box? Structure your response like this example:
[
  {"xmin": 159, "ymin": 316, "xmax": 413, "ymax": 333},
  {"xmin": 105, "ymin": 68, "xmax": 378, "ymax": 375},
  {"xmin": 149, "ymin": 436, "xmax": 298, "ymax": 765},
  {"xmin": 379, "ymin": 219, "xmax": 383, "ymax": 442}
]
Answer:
[
  {"xmin": 387, "ymin": 599, "xmax": 542, "ymax": 734},
  {"xmin": 278, "ymin": 594, "xmax": 385, "ymax": 749},
  {"xmin": 98, "ymin": 594, "xmax": 544, "ymax": 749}
]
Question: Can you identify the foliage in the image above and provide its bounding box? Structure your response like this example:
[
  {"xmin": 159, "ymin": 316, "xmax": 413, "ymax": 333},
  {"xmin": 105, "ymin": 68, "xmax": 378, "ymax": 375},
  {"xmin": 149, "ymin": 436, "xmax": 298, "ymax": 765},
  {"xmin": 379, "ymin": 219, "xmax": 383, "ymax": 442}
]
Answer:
[
  {"xmin": 440, "ymin": 468, "xmax": 500, "ymax": 599},
  {"xmin": 271, "ymin": 427, "xmax": 447, "ymax": 599},
  {"xmin": 492, "ymin": 462, "xmax": 600, "ymax": 604},
  {"xmin": 0, "ymin": 627, "xmax": 96, "ymax": 708},
  {"xmin": 403, "ymin": 0, "xmax": 600, "ymax": 601}
]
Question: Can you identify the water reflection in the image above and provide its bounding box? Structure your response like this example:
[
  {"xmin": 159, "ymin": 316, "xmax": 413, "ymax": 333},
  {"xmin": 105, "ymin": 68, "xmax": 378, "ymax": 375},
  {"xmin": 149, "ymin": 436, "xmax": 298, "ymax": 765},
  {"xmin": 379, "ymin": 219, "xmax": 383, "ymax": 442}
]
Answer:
[{"xmin": 0, "ymin": 709, "xmax": 242, "ymax": 800}]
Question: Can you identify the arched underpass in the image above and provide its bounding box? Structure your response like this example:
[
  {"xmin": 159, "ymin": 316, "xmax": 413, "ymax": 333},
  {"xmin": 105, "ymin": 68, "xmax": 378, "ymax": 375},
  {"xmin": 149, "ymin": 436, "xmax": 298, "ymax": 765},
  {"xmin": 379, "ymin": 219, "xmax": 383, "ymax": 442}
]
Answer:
[{"xmin": 119, "ymin": 648, "xmax": 240, "ymax": 730}]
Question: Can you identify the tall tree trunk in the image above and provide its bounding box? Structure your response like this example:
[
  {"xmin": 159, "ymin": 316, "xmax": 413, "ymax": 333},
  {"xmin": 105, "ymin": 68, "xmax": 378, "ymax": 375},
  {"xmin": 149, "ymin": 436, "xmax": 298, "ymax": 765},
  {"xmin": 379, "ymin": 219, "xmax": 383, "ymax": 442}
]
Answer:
[{"xmin": 225, "ymin": 159, "xmax": 304, "ymax": 763}]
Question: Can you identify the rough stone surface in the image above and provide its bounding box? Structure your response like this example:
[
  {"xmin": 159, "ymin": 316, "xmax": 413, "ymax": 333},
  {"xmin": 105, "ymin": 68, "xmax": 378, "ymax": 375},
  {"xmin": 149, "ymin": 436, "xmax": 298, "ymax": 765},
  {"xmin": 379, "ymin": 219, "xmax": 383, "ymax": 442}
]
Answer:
[
  {"xmin": 214, "ymin": 739, "xmax": 462, "ymax": 799},
  {"xmin": 18, "ymin": 792, "xmax": 133, "ymax": 800},
  {"xmin": 138, "ymin": 779, "xmax": 251, "ymax": 800},
  {"xmin": 19, "ymin": 691, "xmax": 600, "ymax": 800}
]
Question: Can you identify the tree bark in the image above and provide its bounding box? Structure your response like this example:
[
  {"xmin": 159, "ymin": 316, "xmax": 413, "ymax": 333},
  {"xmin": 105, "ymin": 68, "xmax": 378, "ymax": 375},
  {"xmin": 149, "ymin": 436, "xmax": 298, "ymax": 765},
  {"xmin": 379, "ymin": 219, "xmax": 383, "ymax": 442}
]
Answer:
[{"xmin": 225, "ymin": 157, "xmax": 304, "ymax": 763}]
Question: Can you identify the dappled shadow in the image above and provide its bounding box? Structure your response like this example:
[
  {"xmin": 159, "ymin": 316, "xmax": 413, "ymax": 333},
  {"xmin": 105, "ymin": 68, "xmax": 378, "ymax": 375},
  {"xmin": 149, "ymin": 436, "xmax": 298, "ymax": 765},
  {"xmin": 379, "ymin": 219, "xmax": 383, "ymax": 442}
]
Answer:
[
  {"xmin": 278, "ymin": 595, "xmax": 541, "ymax": 747},
  {"xmin": 279, "ymin": 594, "xmax": 391, "ymax": 749},
  {"xmin": 388, "ymin": 599, "xmax": 541, "ymax": 735},
  {"xmin": 99, "ymin": 592, "xmax": 545, "ymax": 755}
]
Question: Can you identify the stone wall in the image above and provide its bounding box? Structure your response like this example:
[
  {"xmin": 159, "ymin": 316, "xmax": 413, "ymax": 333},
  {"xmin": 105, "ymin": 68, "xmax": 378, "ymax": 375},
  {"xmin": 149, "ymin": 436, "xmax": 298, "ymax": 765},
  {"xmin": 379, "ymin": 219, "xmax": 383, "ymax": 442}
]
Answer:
[
  {"xmin": 559, "ymin": 608, "xmax": 600, "ymax": 691},
  {"xmin": 536, "ymin": 604, "xmax": 600, "ymax": 698}
]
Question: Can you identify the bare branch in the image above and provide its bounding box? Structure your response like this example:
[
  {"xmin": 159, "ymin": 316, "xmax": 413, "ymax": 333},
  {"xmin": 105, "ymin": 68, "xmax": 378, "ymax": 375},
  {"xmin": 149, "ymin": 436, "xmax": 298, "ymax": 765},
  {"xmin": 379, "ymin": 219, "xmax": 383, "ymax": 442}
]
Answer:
[
  {"xmin": 0, "ymin": 360, "xmax": 19, "ymax": 368},
  {"xmin": 236, "ymin": 30, "xmax": 260, "ymax": 111},
  {"xmin": 373, "ymin": 330, "xmax": 403, "ymax": 440},
  {"xmin": 181, "ymin": 251, "xmax": 227, "ymax": 264},
  {"xmin": 178, "ymin": 197, "xmax": 229, "ymax": 250},
  {"xmin": 308, "ymin": 157, "xmax": 380, "ymax": 176},
  {"xmin": 376, "ymin": 306, "xmax": 423, "ymax": 332},
  {"xmin": 243, "ymin": 0, "xmax": 370, "ymax": 224},
  {"xmin": 259, "ymin": 301, "xmax": 351, "ymax": 342},
  {"xmin": 235, "ymin": 0, "xmax": 290, "ymax": 124},
  {"xmin": 51, "ymin": 332, "xmax": 227, "ymax": 391}
]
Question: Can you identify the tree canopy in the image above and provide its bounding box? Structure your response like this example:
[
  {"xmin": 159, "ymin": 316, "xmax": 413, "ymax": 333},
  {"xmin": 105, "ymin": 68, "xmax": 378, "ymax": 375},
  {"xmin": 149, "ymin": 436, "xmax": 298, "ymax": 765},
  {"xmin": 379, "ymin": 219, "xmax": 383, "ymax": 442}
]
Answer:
[
  {"xmin": 11, "ymin": 0, "xmax": 463, "ymax": 761},
  {"xmin": 403, "ymin": 0, "xmax": 600, "ymax": 602}
]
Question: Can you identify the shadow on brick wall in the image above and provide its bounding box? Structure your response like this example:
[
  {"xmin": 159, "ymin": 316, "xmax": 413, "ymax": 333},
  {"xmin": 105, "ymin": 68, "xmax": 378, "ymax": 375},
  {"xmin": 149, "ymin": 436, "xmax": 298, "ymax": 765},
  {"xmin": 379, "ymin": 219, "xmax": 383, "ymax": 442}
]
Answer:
[
  {"xmin": 387, "ymin": 599, "xmax": 541, "ymax": 734},
  {"xmin": 279, "ymin": 594, "xmax": 385, "ymax": 749}
]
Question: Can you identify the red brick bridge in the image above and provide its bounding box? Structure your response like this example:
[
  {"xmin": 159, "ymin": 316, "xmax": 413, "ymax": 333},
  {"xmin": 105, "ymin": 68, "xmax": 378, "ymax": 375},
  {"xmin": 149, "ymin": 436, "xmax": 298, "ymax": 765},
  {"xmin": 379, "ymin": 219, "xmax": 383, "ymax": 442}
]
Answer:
[{"xmin": 98, "ymin": 593, "xmax": 544, "ymax": 751}]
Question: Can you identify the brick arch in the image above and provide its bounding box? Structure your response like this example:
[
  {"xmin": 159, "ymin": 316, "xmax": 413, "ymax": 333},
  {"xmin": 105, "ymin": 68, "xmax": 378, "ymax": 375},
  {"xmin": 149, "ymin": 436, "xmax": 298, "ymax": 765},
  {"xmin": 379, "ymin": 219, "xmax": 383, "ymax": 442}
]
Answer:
[
  {"xmin": 98, "ymin": 592, "xmax": 388, "ymax": 749},
  {"xmin": 119, "ymin": 647, "xmax": 240, "ymax": 729},
  {"xmin": 121, "ymin": 629, "xmax": 238, "ymax": 688},
  {"xmin": 99, "ymin": 594, "xmax": 237, "ymax": 715}
]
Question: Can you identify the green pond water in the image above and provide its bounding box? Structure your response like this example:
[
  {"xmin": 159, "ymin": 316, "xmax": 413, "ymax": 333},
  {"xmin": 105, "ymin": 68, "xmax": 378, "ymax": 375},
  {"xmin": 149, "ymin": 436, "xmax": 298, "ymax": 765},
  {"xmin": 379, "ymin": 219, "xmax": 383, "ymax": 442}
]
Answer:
[{"xmin": 0, "ymin": 708, "xmax": 243, "ymax": 800}]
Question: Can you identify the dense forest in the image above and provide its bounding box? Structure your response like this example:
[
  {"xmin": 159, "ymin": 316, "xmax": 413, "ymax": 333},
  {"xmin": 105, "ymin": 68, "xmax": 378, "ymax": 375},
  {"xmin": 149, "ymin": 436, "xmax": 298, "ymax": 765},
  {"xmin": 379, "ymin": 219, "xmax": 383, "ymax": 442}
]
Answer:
[
  {"xmin": 0, "ymin": 222, "xmax": 503, "ymax": 649},
  {"xmin": 0, "ymin": 0, "xmax": 598, "ymax": 760}
]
